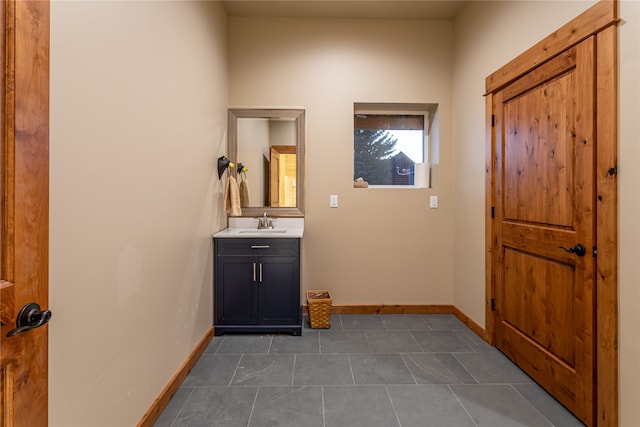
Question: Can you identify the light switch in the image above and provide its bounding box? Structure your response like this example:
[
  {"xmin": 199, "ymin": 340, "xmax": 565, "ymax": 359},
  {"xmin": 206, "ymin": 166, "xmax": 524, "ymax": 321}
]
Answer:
[
  {"xmin": 430, "ymin": 195, "xmax": 438, "ymax": 209},
  {"xmin": 330, "ymin": 195, "xmax": 338, "ymax": 208}
]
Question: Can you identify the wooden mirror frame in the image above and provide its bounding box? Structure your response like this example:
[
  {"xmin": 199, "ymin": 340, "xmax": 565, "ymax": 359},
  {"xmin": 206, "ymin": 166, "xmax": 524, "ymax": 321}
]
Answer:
[{"xmin": 227, "ymin": 108, "xmax": 305, "ymax": 217}]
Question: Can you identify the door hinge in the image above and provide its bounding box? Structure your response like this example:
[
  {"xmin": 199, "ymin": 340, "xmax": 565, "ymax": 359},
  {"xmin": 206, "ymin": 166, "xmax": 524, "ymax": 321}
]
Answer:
[
  {"xmin": 490, "ymin": 298, "xmax": 495, "ymax": 311},
  {"xmin": 491, "ymin": 206, "xmax": 495, "ymax": 219},
  {"xmin": 491, "ymin": 115, "xmax": 495, "ymax": 127},
  {"xmin": 593, "ymin": 246, "xmax": 598, "ymax": 258},
  {"xmin": 608, "ymin": 166, "xmax": 618, "ymax": 176}
]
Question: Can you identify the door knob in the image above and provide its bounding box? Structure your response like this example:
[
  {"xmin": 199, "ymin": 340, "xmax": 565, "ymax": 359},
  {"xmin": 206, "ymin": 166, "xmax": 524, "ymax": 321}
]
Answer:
[
  {"xmin": 6, "ymin": 302, "xmax": 52, "ymax": 337},
  {"xmin": 559, "ymin": 243, "xmax": 586, "ymax": 257}
]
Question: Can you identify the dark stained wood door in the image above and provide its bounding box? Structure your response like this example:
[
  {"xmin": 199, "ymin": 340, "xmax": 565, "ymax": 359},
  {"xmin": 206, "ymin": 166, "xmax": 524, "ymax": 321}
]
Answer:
[
  {"xmin": 1, "ymin": 1, "xmax": 50, "ymax": 426},
  {"xmin": 492, "ymin": 38, "xmax": 596, "ymax": 425}
]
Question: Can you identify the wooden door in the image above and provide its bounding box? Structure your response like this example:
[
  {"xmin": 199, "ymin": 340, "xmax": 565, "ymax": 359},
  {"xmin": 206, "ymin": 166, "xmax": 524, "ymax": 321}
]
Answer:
[
  {"xmin": 1, "ymin": 1, "xmax": 50, "ymax": 426},
  {"xmin": 269, "ymin": 145, "xmax": 296, "ymax": 207},
  {"xmin": 492, "ymin": 38, "xmax": 596, "ymax": 425}
]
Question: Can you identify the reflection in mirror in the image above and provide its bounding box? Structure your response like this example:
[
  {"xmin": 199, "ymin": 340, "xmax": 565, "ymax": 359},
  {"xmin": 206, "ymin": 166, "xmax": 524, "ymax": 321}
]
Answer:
[{"xmin": 228, "ymin": 109, "xmax": 305, "ymax": 217}]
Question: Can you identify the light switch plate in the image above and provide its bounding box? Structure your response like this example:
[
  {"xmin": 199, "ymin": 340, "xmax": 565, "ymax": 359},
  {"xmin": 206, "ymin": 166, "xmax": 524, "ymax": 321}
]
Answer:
[
  {"xmin": 330, "ymin": 195, "xmax": 338, "ymax": 208},
  {"xmin": 430, "ymin": 195, "xmax": 438, "ymax": 209}
]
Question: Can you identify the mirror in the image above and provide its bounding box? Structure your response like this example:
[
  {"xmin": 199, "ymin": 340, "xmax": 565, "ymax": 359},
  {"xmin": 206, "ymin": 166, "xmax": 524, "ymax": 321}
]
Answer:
[{"xmin": 228, "ymin": 108, "xmax": 305, "ymax": 217}]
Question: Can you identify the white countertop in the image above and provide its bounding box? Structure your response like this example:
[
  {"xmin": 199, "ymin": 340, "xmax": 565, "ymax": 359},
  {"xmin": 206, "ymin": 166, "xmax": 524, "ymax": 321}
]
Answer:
[{"xmin": 213, "ymin": 217, "xmax": 304, "ymax": 239}]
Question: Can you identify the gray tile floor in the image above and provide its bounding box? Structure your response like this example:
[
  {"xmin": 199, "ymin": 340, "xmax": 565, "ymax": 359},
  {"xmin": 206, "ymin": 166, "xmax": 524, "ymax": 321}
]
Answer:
[{"xmin": 154, "ymin": 314, "xmax": 585, "ymax": 427}]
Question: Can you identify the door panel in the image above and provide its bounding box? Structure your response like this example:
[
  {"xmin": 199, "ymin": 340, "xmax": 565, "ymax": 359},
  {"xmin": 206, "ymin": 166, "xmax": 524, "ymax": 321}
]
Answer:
[
  {"xmin": 216, "ymin": 257, "xmax": 258, "ymax": 325},
  {"xmin": 493, "ymin": 37, "xmax": 595, "ymax": 425},
  {"xmin": 503, "ymin": 54, "xmax": 576, "ymax": 227},
  {"xmin": 502, "ymin": 248, "xmax": 575, "ymax": 366},
  {"xmin": 0, "ymin": 1, "xmax": 50, "ymax": 426},
  {"xmin": 259, "ymin": 256, "xmax": 300, "ymax": 325}
]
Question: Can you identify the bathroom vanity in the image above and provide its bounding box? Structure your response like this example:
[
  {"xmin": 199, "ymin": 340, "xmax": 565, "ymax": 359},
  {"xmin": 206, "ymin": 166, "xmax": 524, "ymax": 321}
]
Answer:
[
  {"xmin": 213, "ymin": 220, "xmax": 303, "ymax": 336},
  {"xmin": 214, "ymin": 107, "xmax": 306, "ymax": 336}
]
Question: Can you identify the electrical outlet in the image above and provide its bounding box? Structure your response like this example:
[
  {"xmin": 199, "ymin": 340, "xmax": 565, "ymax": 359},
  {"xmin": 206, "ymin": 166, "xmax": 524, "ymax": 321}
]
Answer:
[
  {"xmin": 430, "ymin": 195, "xmax": 438, "ymax": 209},
  {"xmin": 330, "ymin": 195, "xmax": 338, "ymax": 208}
]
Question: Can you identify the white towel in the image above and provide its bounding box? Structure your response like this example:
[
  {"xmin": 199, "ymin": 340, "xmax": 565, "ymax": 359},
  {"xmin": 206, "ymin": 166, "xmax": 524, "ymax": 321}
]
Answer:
[{"xmin": 223, "ymin": 176, "xmax": 242, "ymax": 216}]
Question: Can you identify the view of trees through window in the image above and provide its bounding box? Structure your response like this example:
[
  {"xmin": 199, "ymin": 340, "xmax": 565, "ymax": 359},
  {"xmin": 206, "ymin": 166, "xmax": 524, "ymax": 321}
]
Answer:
[{"xmin": 354, "ymin": 113, "xmax": 425, "ymax": 185}]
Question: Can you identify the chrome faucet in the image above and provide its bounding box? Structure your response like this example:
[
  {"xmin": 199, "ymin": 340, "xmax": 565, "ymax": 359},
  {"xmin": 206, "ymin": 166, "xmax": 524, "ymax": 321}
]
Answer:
[{"xmin": 257, "ymin": 212, "xmax": 273, "ymax": 229}]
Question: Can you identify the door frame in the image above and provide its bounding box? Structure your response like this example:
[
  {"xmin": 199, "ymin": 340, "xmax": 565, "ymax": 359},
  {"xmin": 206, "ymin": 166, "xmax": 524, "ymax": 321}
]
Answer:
[{"xmin": 485, "ymin": 1, "xmax": 619, "ymax": 426}]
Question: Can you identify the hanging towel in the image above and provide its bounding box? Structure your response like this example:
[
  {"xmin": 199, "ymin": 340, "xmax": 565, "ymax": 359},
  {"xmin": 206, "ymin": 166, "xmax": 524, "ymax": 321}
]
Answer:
[
  {"xmin": 223, "ymin": 175, "xmax": 242, "ymax": 216},
  {"xmin": 239, "ymin": 175, "xmax": 251, "ymax": 207}
]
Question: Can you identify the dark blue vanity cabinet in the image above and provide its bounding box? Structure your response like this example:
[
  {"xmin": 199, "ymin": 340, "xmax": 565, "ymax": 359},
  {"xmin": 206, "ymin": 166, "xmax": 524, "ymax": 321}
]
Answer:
[{"xmin": 213, "ymin": 238, "xmax": 302, "ymax": 336}]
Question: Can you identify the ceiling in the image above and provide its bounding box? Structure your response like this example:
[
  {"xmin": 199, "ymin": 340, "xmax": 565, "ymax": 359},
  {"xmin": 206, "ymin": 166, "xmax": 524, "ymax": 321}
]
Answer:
[{"xmin": 222, "ymin": 1, "xmax": 468, "ymax": 20}]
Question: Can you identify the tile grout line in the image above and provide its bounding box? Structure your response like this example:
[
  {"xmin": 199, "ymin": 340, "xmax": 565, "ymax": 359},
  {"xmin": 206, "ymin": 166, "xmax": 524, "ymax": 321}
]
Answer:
[
  {"xmin": 245, "ymin": 386, "xmax": 260, "ymax": 427},
  {"xmin": 399, "ymin": 353, "xmax": 419, "ymax": 385},
  {"xmin": 384, "ymin": 385, "xmax": 403, "ymax": 427},
  {"xmin": 291, "ymin": 354, "xmax": 297, "ymax": 386},
  {"xmin": 509, "ymin": 384, "xmax": 556, "ymax": 427},
  {"xmin": 451, "ymin": 352, "xmax": 481, "ymax": 384},
  {"xmin": 347, "ymin": 353, "xmax": 356, "ymax": 385},
  {"xmin": 447, "ymin": 384, "xmax": 480, "ymax": 427},
  {"xmin": 167, "ymin": 386, "xmax": 195, "ymax": 427},
  {"xmin": 228, "ymin": 353, "xmax": 244, "ymax": 386},
  {"xmin": 321, "ymin": 385, "xmax": 326, "ymax": 427}
]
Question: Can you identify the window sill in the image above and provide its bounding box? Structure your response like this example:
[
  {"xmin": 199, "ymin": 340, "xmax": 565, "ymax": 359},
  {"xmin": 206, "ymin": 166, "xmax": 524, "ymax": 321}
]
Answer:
[{"xmin": 356, "ymin": 185, "xmax": 429, "ymax": 189}]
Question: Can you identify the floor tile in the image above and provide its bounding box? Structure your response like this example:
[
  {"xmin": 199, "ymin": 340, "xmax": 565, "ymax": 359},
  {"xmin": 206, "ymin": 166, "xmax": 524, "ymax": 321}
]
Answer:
[
  {"xmin": 230, "ymin": 354, "xmax": 294, "ymax": 386},
  {"xmin": 215, "ymin": 335, "xmax": 272, "ymax": 354},
  {"xmin": 323, "ymin": 385, "xmax": 400, "ymax": 427},
  {"xmin": 172, "ymin": 386, "xmax": 257, "ymax": 427},
  {"xmin": 388, "ymin": 384, "xmax": 476, "ymax": 427},
  {"xmin": 249, "ymin": 386, "xmax": 323, "ymax": 427},
  {"xmin": 455, "ymin": 352, "xmax": 534, "ymax": 384},
  {"xmin": 270, "ymin": 331, "xmax": 319, "ymax": 354},
  {"xmin": 340, "ymin": 314, "xmax": 386, "ymax": 330},
  {"xmin": 320, "ymin": 330, "xmax": 371, "ymax": 353},
  {"xmin": 402, "ymin": 353, "xmax": 476, "ymax": 384},
  {"xmin": 379, "ymin": 314, "xmax": 429, "ymax": 330},
  {"xmin": 293, "ymin": 354, "xmax": 353, "ymax": 385},
  {"xmin": 365, "ymin": 330, "xmax": 422, "ymax": 353},
  {"xmin": 422, "ymin": 314, "xmax": 467, "ymax": 330},
  {"xmin": 514, "ymin": 383, "xmax": 585, "ymax": 427},
  {"xmin": 411, "ymin": 330, "xmax": 474, "ymax": 352},
  {"xmin": 455, "ymin": 328, "xmax": 495, "ymax": 352},
  {"xmin": 181, "ymin": 354, "xmax": 240, "ymax": 387},
  {"xmin": 152, "ymin": 387, "xmax": 193, "ymax": 427},
  {"xmin": 155, "ymin": 314, "xmax": 582, "ymax": 427},
  {"xmin": 451, "ymin": 384, "xmax": 553, "ymax": 427},
  {"xmin": 203, "ymin": 337, "xmax": 223, "ymax": 354},
  {"xmin": 350, "ymin": 354, "xmax": 415, "ymax": 385}
]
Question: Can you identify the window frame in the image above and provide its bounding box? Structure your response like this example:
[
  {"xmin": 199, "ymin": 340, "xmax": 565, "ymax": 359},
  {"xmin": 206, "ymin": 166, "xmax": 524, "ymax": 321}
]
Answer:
[{"xmin": 354, "ymin": 103, "xmax": 432, "ymax": 189}]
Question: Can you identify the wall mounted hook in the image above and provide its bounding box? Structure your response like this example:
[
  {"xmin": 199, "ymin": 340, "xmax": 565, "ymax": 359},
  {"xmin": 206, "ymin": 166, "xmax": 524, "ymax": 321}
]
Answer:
[{"xmin": 217, "ymin": 156, "xmax": 235, "ymax": 179}]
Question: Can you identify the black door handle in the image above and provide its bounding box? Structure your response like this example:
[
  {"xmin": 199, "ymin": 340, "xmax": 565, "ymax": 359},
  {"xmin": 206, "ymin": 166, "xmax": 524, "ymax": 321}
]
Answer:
[
  {"xmin": 6, "ymin": 302, "xmax": 52, "ymax": 337},
  {"xmin": 559, "ymin": 243, "xmax": 586, "ymax": 257}
]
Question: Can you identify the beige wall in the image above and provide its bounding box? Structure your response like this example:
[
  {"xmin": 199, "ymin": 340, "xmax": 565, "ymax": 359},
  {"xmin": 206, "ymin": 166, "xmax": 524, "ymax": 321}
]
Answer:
[
  {"xmin": 238, "ymin": 118, "xmax": 270, "ymax": 205},
  {"xmin": 229, "ymin": 17, "xmax": 456, "ymax": 305},
  {"xmin": 617, "ymin": 1, "xmax": 640, "ymax": 423},
  {"xmin": 452, "ymin": 0, "xmax": 640, "ymax": 424},
  {"xmin": 49, "ymin": 1, "xmax": 228, "ymax": 426}
]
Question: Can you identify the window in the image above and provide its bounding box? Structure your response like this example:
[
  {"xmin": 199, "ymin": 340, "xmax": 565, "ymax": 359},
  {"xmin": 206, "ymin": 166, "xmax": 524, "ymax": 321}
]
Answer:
[{"xmin": 354, "ymin": 104, "xmax": 430, "ymax": 187}]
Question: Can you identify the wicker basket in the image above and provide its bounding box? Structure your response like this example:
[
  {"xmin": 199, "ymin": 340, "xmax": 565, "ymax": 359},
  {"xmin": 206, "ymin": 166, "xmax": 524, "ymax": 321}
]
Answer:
[{"xmin": 306, "ymin": 290, "xmax": 332, "ymax": 329}]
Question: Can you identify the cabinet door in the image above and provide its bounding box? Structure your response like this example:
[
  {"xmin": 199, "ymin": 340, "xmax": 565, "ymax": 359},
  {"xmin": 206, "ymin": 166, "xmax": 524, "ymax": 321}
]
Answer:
[
  {"xmin": 215, "ymin": 256, "xmax": 258, "ymax": 325},
  {"xmin": 258, "ymin": 256, "xmax": 300, "ymax": 325}
]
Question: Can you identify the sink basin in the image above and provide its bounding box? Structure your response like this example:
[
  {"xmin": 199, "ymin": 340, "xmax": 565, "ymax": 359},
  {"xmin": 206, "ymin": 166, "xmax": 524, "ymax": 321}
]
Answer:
[
  {"xmin": 238, "ymin": 229, "xmax": 287, "ymax": 234},
  {"xmin": 213, "ymin": 219, "xmax": 304, "ymax": 239}
]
